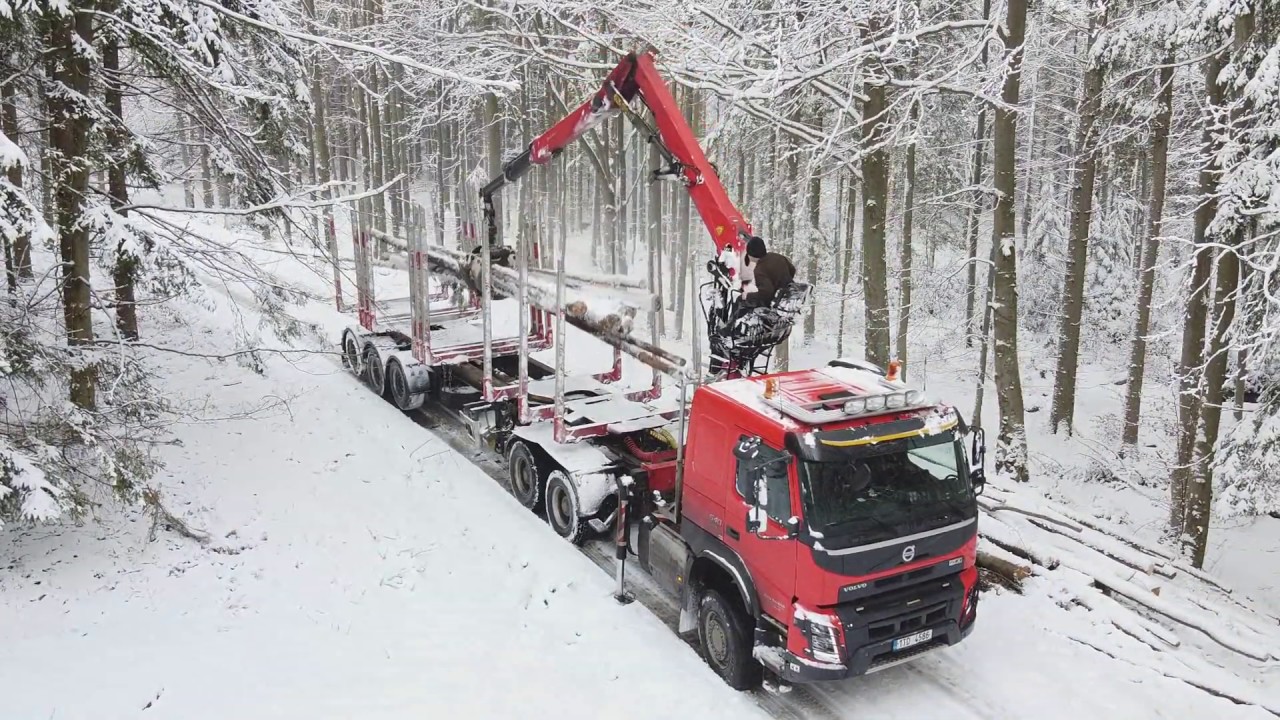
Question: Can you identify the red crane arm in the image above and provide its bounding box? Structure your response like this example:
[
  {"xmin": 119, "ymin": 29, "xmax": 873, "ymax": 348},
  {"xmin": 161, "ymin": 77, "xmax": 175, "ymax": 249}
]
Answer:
[{"xmin": 482, "ymin": 48, "xmax": 753, "ymax": 284}]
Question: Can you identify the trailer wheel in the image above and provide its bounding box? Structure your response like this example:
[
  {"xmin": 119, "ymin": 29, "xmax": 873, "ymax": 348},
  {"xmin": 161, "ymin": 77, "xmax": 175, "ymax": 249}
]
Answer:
[
  {"xmin": 545, "ymin": 470, "xmax": 589, "ymax": 545},
  {"xmin": 506, "ymin": 441, "xmax": 544, "ymax": 512},
  {"xmin": 387, "ymin": 360, "xmax": 425, "ymax": 411},
  {"xmin": 363, "ymin": 345, "xmax": 386, "ymax": 396},
  {"xmin": 697, "ymin": 589, "xmax": 763, "ymax": 691},
  {"xmin": 342, "ymin": 333, "xmax": 362, "ymax": 375}
]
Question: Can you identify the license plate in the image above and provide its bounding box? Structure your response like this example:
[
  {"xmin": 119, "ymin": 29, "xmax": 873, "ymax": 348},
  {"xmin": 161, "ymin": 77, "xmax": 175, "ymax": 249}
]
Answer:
[{"xmin": 892, "ymin": 629, "xmax": 933, "ymax": 651}]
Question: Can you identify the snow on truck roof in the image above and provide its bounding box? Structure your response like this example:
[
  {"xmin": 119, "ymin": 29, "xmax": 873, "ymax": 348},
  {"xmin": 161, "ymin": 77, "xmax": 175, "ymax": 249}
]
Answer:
[{"xmin": 705, "ymin": 361, "xmax": 948, "ymax": 433}]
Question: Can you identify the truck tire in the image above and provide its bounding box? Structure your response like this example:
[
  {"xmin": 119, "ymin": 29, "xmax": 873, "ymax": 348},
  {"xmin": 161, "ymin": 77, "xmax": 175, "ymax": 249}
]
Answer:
[
  {"xmin": 342, "ymin": 332, "xmax": 362, "ymax": 375},
  {"xmin": 387, "ymin": 360, "xmax": 425, "ymax": 411},
  {"xmin": 363, "ymin": 345, "xmax": 386, "ymax": 396},
  {"xmin": 545, "ymin": 470, "xmax": 589, "ymax": 545},
  {"xmin": 506, "ymin": 441, "xmax": 544, "ymax": 512},
  {"xmin": 697, "ymin": 589, "xmax": 763, "ymax": 691}
]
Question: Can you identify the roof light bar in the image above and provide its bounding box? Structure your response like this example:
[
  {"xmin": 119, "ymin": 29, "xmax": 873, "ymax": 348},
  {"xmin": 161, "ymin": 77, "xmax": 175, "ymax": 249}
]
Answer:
[{"xmin": 764, "ymin": 387, "xmax": 930, "ymax": 425}]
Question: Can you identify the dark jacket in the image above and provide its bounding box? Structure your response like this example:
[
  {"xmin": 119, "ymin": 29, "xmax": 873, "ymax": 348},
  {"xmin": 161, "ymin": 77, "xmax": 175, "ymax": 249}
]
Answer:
[{"xmin": 743, "ymin": 252, "xmax": 795, "ymax": 306}]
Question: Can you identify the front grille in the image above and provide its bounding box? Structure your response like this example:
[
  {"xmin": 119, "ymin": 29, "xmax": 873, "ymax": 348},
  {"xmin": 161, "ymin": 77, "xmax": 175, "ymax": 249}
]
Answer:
[
  {"xmin": 835, "ymin": 570, "xmax": 965, "ymax": 666},
  {"xmin": 864, "ymin": 601, "xmax": 948, "ymax": 641},
  {"xmin": 873, "ymin": 565, "xmax": 935, "ymax": 590}
]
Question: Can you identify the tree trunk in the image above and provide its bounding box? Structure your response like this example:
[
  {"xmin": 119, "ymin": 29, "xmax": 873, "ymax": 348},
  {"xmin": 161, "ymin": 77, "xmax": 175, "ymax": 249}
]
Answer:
[
  {"xmin": 861, "ymin": 17, "xmax": 891, "ymax": 367},
  {"xmin": 102, "ymin": 6, "xmax": 140, "ymax": 340},
  {"xmin": 369, "ymin": 65, "xmax": 387, "ymax": 238},
  {"xmin": 1049, "ymin": 10, "xmax": 1108, "ymax": 434},
  {"xmin": 2, "ymin": 77, "xmax": 32, "ymax": 280},
  {"xmin": 200, "ymin": 126, "xmax": 215, "ymax": 208},
  {"xmin": 1184, "ymin": 12, "xmax": 1253, "ymax": 567},
  {"xmin": 1234, "ymin": 260, "xmax": 1253, "ymax": 422},
  {"xmin": 601, "ymin": 119, "xmax": 618, "ymax": 274},
  {"xmin": 837, "ymin": 175, "xmax": 857, "ymax": 356},
  {"xmin": 897, "ymin": 100, "xmax": 919, "ymax": 380},
  {"xmin": 1019, "ymin": 69, "xmax": 1041, "ymax": 244},
  {"xmin": 48, "ymin": 3, "xmax": 97, "ymax": 409},
  {"xmin": 973, "ymin": 242, "xmax": 998, "ymax": 427},
  {"xmin": 804, "ymin": 152, "xmax": 821, "ymax": 342},
  {"xmin": 964, "ymin": 0, "xmax": 992, "ymax": 347},
  {"xmin": 305, "ymin": 0, "xmax": 338, "ymax": 307},
  {"xmin": 1170, "ymin": 49, "xmax": 1225, "ymax": 532},
  {"xmin": 649, "ymin": 141, "xmax": 665, "ymax": 336},
  {"xmin": 1121, "ymin": 61, "xmax": 1174, "ymax": 447},
  {"xmin": 1188, "ymin": 230, "xmax": 1239, "ymax": 566},
  {"xmin": 991, "ymin": 0, "xmax": 1030, "ymax": 482},
  {"xmin": 180, "ymin": 120, "xmax": 195, "ymax": 209},
  {"xmin": 615, "ymin": 116, "xmax": 628, "ymax": 275}
]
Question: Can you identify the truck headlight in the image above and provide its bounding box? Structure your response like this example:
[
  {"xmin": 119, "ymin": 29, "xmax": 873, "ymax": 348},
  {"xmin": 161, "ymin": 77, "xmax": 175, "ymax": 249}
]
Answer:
[{"xmin": 807, "ymin": 623, "xmax": 841, "ymax": 664}]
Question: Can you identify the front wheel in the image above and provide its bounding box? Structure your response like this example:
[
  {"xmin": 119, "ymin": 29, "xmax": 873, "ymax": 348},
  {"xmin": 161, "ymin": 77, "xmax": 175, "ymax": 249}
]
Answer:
[{"xmin": 697, "ymin": 589, "xmax": 763, "ymax": 691}]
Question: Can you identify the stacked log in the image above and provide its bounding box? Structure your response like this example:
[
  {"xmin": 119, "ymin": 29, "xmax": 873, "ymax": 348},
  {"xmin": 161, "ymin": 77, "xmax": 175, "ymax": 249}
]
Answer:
[{"xmin": 368, "ymin": 230, "xmax": 691, "ymax": 379}]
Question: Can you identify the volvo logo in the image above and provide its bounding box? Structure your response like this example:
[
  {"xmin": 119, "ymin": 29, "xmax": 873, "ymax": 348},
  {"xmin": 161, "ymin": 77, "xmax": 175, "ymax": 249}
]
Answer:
[{"xmin": 901, "ymin": 544, "xmax": 917, "ymax": 563}]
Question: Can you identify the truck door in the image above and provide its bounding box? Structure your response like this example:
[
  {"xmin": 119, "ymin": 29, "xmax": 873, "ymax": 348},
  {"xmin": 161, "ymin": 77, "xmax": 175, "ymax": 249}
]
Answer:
[{"xmin": 725, "ymin": 433, "xmax": 798, "ymax": 624}]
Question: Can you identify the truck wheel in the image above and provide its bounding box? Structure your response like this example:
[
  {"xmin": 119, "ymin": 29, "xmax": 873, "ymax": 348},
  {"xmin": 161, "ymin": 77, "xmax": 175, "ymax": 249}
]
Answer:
[
  {"xmin": 342, "ymin": 333, "xmax": 361, "ymax": 375},
  {"xmin": 506, "ymin": 441, "xmax": 544, "ymax": 512},
  {"xmin": 545, "ymin": 470, "xmax": 589, "ymax": 545},
  {"xmin": 697, "ymin": 589, "xmax": 763, "ymax": 691},
  {"xmin": 363, "ymin": 345, "xmax": 385, "ymax": 396},
  {"xmin": 387, "ymin": 360, "xmax": 424, "ymax": 411}
]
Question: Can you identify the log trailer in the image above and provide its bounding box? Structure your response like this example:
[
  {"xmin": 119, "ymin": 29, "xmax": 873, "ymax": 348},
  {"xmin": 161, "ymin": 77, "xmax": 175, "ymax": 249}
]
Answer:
[{"xmin": 339, "ymin": 48, "xmax": 985, "ymax": 691}]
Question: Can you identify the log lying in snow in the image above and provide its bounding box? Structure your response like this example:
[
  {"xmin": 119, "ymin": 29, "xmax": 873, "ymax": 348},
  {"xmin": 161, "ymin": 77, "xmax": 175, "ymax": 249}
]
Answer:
[
  {"xmin": 977, "ymin": 550, "xmax": 1031, "ymax": 591},
  {"xmin": 982, "ymin": 501, "xmax": 1280, "ymax": 665}
]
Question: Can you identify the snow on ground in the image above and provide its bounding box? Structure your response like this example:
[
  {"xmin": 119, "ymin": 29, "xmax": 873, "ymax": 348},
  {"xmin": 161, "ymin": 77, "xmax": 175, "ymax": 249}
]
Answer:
[{"xmin": 4, "ymin": 204, "xmax": 1279, "ymax": 720}]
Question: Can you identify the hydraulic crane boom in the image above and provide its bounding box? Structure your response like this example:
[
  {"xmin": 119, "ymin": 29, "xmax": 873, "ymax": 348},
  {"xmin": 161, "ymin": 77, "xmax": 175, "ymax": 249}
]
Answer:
[
  {"xmin": 481, "ymin": 48, "xmax": 751, "ymax": 284},
  {"xmin": 479, "ymin": 47, "xmax": 809, "ymax": 378}
]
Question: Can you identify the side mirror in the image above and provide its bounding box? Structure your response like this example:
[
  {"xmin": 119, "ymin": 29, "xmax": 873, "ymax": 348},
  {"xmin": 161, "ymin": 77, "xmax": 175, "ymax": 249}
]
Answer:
[
  {"xmin": 970, "ymin": 427, "xmax": 987, "ymax": 496},
  {"xmin": 734, "ymin": 435, "xmax": 762, "ymax": 462},
  {"xmin": 745, "ymin": 473, "xmax": 767, "ymax": 533}
]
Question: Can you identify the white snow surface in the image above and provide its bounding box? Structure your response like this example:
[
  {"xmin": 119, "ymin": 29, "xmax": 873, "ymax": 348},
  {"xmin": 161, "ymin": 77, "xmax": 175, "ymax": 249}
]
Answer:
[{"xmin": 4, "ymin": 203, "xmax": 1280, "ymax": 720}]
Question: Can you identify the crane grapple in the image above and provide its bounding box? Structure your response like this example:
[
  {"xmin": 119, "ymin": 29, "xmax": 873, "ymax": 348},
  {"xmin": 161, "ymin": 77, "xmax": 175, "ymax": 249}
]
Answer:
[{"xmin": 702, "ymin": 277, "xmax": 812, "ymax": 377}]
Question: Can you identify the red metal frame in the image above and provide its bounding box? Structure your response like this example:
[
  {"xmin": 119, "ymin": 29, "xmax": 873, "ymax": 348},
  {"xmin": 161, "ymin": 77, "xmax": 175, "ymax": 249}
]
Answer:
[
  {"xmin": 355, "ymin": 228, "xmax": 375, "ymax": 331},
  {"xmin": 525, "ymin": 48, "xmax": 753, "ymax": 283}
]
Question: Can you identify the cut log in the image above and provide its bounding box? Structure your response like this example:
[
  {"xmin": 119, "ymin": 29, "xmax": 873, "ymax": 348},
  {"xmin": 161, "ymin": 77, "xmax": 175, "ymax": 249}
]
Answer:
[
  {"xmin": 1024, "ymin": 516, "xmax": 1160, "ymax": 576},
  {"xmin": 1089, "ymin": 571, "xmax": 1275, "ymax": 662},
  {"xmin": 1067, "ymin": 636, "xmax": 1280, "ymax": 718},
  {"xmin": 980, "ymin": 499, "xmax": 1084, "ymax": 531},
  {"xmin": 977, "ymin": 550, "xmax": 1031, "ymax": 591}
]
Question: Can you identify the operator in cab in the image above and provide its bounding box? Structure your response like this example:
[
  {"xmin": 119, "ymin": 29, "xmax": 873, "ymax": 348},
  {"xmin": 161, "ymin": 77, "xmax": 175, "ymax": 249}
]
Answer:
[{"xmin": 741, "ymin": 236, "xmax": 795, "ymax": 308}]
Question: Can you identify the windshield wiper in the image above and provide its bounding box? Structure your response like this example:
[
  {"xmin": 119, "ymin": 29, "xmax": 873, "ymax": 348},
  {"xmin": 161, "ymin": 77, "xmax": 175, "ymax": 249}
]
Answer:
[{"xmin": 825, "ymin": 512, "xmax": 901, "ymax": 538}]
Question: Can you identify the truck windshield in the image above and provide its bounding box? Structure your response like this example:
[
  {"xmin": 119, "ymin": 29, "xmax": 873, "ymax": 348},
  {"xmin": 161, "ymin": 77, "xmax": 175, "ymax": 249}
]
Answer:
[{"xmin": 798, "ymin": 432, "xmax": 973, "ymax": 541}]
